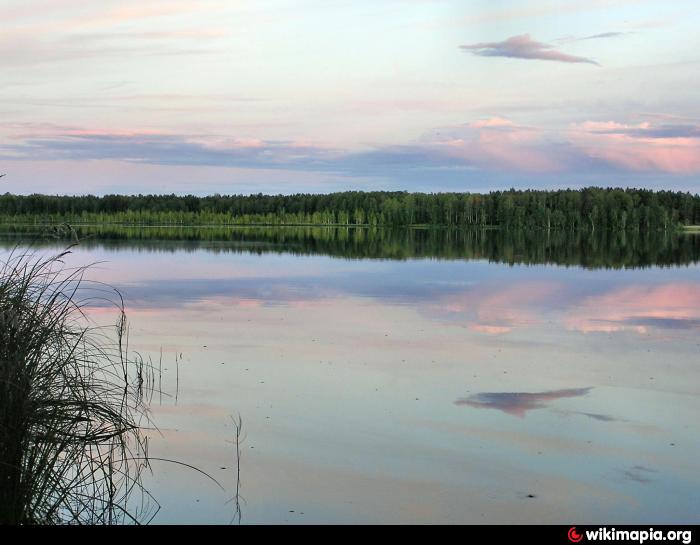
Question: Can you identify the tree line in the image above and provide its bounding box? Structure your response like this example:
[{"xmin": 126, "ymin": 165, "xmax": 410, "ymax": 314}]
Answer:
[{"xmin": 0, "ymin": 187, "xmax": 698, "ymax": 230}]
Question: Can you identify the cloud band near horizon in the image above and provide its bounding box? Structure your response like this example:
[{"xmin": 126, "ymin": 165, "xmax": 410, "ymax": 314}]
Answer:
[{"xmin": 3, "ymin": 116, "xmax": 699, "ymax": 180}]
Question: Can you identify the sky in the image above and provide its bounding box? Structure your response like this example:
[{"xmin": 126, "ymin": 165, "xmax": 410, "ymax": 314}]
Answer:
[{"xmin": 1, "ymin": 0, "xmax": 699, "ymax": 196}]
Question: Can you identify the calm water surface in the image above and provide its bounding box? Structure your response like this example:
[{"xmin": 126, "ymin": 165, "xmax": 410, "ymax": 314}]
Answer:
[{"xmin": 4, "ymin": 228, "xmax": 700, "ymax": 524}]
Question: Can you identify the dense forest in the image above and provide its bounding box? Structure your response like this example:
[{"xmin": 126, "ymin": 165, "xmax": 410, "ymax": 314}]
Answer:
[{"xmin": 0, "ymin": 187, "xmax": 698, "ymax": 230}]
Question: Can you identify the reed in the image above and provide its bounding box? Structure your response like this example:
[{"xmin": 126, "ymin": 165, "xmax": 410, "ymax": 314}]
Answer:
[{"xmin": 0, "ymin": 245, "xmax": 157, "ymax": 524}]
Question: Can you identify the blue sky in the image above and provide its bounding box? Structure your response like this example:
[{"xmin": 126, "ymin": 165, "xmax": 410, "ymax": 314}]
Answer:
[{"xmin": 1, "ymin": 0, "xmax": 699, "ymax": 195}]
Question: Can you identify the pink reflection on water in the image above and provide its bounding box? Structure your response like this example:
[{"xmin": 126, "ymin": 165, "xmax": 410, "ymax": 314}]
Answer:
[
  {"xmin": 426, "ymin": 282, "xmax": 562, "ymax": 334},
  {"xmin": 425, "ymin": 280, "xmax": 700, "ymax": 337},
  {"xmin": 566, "ymin": 283, "xmax": 700, "ymax": 333}
]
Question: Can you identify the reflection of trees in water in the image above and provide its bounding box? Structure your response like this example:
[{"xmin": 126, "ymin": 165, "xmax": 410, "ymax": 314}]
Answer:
[{"xmin": 2, "ymin": 225, "xmax": 699, "ymax": 269}]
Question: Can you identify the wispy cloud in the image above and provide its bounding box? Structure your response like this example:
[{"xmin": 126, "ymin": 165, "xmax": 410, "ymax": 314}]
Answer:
[
  {"xmin": 0, "ymin": 39, "xmax": 213, "ymax": 68},
  {"xmin": 0, "ymin": 131, "xmax": 338, "ymax": 170},
  {"xmin": 583, "ymin": 31, "xmax": 627, "ymax": 40},
  {"xmin": 0, "ymin": 1, "xmax": 227, "ymax": 67},
  {"xmin": 460, "ymin": 34, "xmax": 600, "ymax": 65},
  {"xmin": 556, "ymin": 31, "xmax": 630, "ymax": 44},
  {"xmin": 578, "ymin": 120, "xmax": 700, "ymax": 139},
  {"xmin": 419, "ymin": 0, "xmax": 657, "ymax": 29}
]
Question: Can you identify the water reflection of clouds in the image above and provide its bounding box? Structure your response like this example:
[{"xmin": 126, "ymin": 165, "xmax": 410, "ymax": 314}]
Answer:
[
  {"xmin": 577, "ymin": 412, "xmax": 618, "ymax": 423},
  {"xmin": 625, "ymin": 317, "xmax": 700, "ymax": 330},
  {"xmin": 42, "ymin": 247, "xmax": 700, "ymax": 523},
  {"xmin": 105, "ymin": 277, "xmax": 337, "ymax": 309},
  {"xmin": 620, "ymin": 466, "xmax": 657, "ymax": 485},
  {"xmin": 426, "ymin": 282, "xmax": 565, "ymax": 334},
  {"xmin": 455, "ymin": 388, "xmax": 592, "ymax": 417},
  {"xmin": 427, "ymin": 282, "xmax": 700, "ymax": 336},
  {"xmin": 75, "ymin": 252, "xmax": 700, "ymax": 339},
  {"xmin": 565, "ymin": 284, "xmax": 700, "ymax": 334}
]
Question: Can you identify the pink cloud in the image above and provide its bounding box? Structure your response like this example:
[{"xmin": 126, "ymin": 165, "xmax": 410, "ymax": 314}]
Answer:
[
  {"xmin": 569, "ymin": 121, "xmax": 700, "ymax": 174},
  {"xmin": 436, "ymin": 116, "xmax": 700, "ymax": 175},
  {"xmin": 0, "ymin": 1, "xmax": 219, "ymax": 36},
  {"xmin": 460, "ymin": 34, "xmax": 599, "ymax": 65},
  {"xmin": 433, "ymin": 118, "xmax": 564, "ymax": 173},
  {"xmin": 4, "ymin": 115, "xmax": 700, "ymax": 180},
  {"xmin": 469, "ymin": 117, "xmax": 516, "ymax": 129},
  {"xmin": 0, "ymin": 123, "xmax": 180, "ymax": 142}
]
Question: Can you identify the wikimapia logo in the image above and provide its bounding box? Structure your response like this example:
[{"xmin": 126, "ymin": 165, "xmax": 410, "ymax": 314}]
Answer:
[
  {"xmin": 569, "ymin": 528, "xmax": 584, "ymax": 543},
  {"xmin": 567, "ymin": 527, "xmax": 692, "ymax": 544}
]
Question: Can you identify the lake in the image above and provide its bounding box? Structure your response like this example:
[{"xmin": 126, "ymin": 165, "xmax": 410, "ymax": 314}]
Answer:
[{"xmin": 3, "ymin": 226, "xmax": 700, "ymax": 524}]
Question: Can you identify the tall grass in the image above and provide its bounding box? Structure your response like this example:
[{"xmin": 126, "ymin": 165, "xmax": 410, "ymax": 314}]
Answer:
[{"xmin": 0, "ymin": 245, "xmax": 157, "ymax": 524}]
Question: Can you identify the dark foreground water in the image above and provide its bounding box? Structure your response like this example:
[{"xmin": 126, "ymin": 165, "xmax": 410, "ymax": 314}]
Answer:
[{"xmin": 3, "ymin": 226, "xmax": 700, "ymax": 524}]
